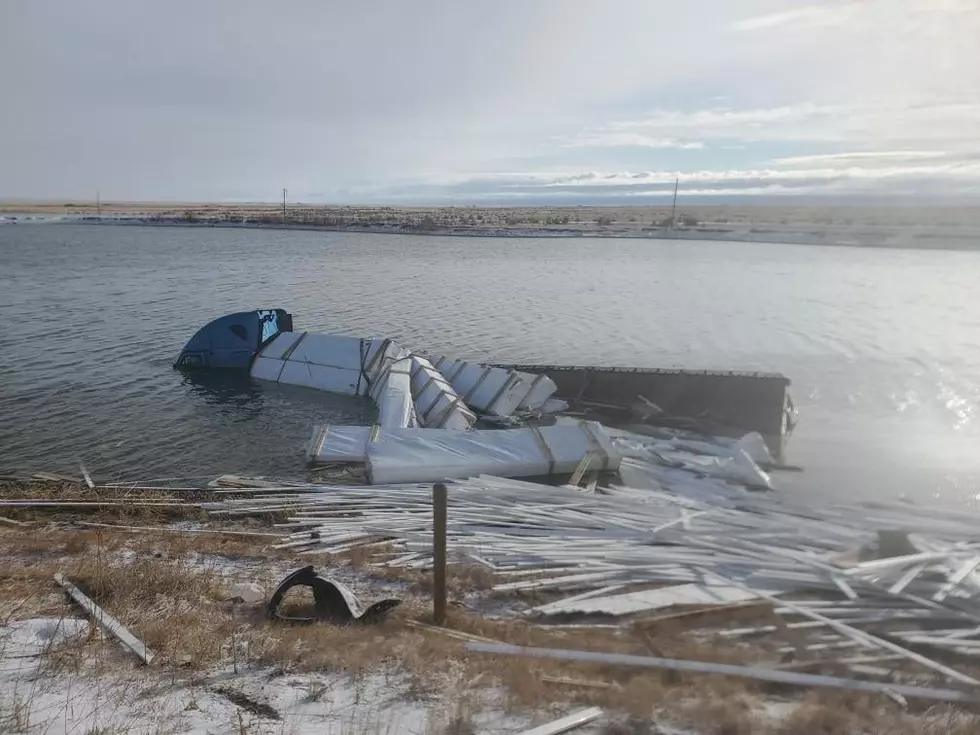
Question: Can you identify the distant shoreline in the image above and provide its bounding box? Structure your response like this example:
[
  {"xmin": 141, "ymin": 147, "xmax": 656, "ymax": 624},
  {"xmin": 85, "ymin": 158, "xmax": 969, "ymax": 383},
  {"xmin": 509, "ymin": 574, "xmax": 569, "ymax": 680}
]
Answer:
[
  {"xmin": 3, "ymin": 204, "xmax": 979, "ymax": 251},
  {"xmin": 40, "ymin": 217, "xmax": 980, "ymax": 252}
]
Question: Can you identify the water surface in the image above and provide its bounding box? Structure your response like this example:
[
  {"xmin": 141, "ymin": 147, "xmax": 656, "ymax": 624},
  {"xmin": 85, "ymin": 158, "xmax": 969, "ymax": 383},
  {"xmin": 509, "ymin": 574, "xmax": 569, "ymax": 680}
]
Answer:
[{"xmin": 1, "ymin": 224, "xmax": 978, "ymax": 503}]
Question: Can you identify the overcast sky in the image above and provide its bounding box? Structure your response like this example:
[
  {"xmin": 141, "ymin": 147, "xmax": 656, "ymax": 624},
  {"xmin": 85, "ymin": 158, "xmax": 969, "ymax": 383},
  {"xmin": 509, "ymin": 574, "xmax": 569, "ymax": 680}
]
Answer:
[{"xmin": 1, "ymin": 0, "xmax": 978, "ymax": 204}]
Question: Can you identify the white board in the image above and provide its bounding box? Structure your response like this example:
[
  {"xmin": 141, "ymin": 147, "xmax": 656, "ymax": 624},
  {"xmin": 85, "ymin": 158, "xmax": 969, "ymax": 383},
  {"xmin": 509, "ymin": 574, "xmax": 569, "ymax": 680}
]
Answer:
[
  {"xmin": 287, "ymin": 333, "xmax": 368, "ymax": 371},
  {"xmin": 250, "ymin": 355, "xmax": 286, "ymax": 382},
  {"xmin": 257, "ymin": 331, "xmax": 305, "ymax": 360},
  {"xmin": 279, "ymin": 361, "xmax": 365, "ymax": 395},
  {"xmin": 535, "ymin": 583, "xmax": 769, "ymax": 617}
]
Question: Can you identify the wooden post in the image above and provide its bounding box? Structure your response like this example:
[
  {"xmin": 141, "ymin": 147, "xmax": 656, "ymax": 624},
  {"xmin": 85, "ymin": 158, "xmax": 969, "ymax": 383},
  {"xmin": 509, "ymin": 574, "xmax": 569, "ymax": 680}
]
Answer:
[{"xmin": 433, "ymin": 482, "xmax": 447, "ymax": 625}]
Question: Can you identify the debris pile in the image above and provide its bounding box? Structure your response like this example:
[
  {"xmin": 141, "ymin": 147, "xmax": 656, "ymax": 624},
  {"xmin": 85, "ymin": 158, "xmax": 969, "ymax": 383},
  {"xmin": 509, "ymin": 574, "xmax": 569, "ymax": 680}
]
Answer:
[{"xmin": 202, "ymin": 466, "xmax": 980, "ymax": 701}]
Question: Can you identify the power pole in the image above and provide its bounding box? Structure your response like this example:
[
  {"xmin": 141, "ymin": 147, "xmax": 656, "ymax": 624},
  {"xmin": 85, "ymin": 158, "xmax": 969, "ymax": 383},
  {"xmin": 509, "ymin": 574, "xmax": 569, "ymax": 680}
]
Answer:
[
  {"xmin": 282, "ymin": 188, "xmax": 287, "ymax": 221},
  {"xmin": 669, "ymin": 177, "xmax": 679, "ymax": 229}
]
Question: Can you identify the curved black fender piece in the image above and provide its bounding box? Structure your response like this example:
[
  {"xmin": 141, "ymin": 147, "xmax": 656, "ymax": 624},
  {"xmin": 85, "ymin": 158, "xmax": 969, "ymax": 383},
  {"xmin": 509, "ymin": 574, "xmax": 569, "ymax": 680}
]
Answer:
[{"xmin": 266, "ymin": 565, "xmax": 400, "ymax": 625}]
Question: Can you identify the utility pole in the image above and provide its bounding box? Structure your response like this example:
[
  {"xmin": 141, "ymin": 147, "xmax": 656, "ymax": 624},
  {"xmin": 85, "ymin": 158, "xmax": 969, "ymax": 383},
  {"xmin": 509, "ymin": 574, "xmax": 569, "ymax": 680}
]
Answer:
[
  {"xmin": 282, "ymin": 188, "xmax": 287, "ymax": 221},
  {"xmin": 96, "ymin": 191, "xmax": 101, "ymax": 217},
  {"xmin": 669, "ymin": 177, "xmax": 679, "ymax": 229}
]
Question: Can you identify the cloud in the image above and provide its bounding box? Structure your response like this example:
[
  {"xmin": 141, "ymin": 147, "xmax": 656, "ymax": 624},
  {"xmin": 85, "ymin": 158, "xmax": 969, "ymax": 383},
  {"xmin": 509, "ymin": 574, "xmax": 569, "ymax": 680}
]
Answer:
[
  {"xmin": 591, "ymin": 101, "xmax": 980, "ymax": 147},
  {"xmin": 356, "ymin": 157, "xmax": 980, "ymax": 203},
  {"xmin": 2, "ymin": 0, "xmax": 979, "ymax": 203},
  {"xmin": 557, "ymin": 132, "xmax": 705, "ymax": 150},
  {"xmin": 732, "ymin": 4, "xmax": 862, "ymax": 32},
  {"xmin": 772, "ymin": 150, "xmax": 953, "ymax": 166}
]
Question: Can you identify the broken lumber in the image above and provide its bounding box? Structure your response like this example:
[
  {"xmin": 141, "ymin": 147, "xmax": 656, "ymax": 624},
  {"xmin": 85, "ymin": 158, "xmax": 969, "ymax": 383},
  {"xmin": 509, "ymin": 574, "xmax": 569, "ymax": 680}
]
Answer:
[
  {"xmin": 519, "ymin": 707, "xmax": 604, "ymax": 735},
  {"xmin": 54, "ymin": 572, "xmax": 154, "ymax": 665},
  {"xmin": 465, "ymin": 642, "xmax": 979, "ymax": 704}
]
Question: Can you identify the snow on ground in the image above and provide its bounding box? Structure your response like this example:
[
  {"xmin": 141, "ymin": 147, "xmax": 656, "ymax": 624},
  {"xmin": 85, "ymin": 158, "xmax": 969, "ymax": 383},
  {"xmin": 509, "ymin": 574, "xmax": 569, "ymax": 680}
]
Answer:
[{"xmin": 0, "ymin": 617, "xmax": 594, "ymax": 734}]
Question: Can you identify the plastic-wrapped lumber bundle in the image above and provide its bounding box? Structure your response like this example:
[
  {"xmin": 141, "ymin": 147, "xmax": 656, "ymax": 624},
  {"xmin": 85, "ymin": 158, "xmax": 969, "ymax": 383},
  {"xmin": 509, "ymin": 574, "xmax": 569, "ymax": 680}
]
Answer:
[
  {"xmin": 368, "ymin": 346, "xmax": 417, "ymax": 429},
  {"xmin": 409, "ymin": 356, "xmax": 475, "ymax": 430},
  {"xmin": 250, "ymin": 332, "xmax": 372, "ymax": 397},
  {"xmin": 513, "ymin": 370, "xmax": 560, "ymax": 410},
  {"xmin": 430, "ymin": 357, "xmax": 556, "ymax": 416},
  {"xmin": 306, "ymin": 421, "xmax": 621, "ymax": 484}
]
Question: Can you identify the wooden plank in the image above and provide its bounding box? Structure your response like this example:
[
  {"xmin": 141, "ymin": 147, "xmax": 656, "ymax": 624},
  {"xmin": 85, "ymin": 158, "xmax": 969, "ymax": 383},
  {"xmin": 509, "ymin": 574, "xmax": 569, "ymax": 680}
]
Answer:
[
  {"xmin": 933, "ymin": 557, "xmax": 980, "ymax": 602},
  {"xmin": 80, "ymin": 462, "xmax": 95, "ymax": 489},
  {"xmin": 74, "ymin": 521, "xmax": 281, "ymax": 538},
  {"xmin": 54, "ymin": 573, "xmax": 154, "ymax": 665},
  {"xmin": 520, "ymin": 707, "xmax": 604, "ymax": 735},
  {"xmin": 888, "ymin": 563, "xmax": 927, "ymax": 595},
  {"xmin": 699, "ymin": 569, "xmax": 980, "ymax": 687},
  {"xmin": 465, "ymin": 643, "xmax": 979, "ymax": 704},
  {"xmin": 404, "ymin": 619, "xmax": 500, "ymax": 645},
  {"xmin": 540, "ymin": 676, "xmax": 615, "ymax": 690},
  {"xmin": 0, "ymin": 501, "xmax": 196, "ymax": 509},
  {"xmin": 632, "ymin": 600, "xmax": 771, "ymax": 629},
  {"xmin": 32, "ymin": 472, "xmax": 85, "ymax": 484}
]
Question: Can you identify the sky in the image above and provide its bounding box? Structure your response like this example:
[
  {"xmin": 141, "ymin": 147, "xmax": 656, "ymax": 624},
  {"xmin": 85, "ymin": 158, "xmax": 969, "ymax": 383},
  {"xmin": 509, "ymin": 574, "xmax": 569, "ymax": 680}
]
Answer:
[{"xmin": 1, "ymin": 0, "xmax": 978, "ymax": 204}]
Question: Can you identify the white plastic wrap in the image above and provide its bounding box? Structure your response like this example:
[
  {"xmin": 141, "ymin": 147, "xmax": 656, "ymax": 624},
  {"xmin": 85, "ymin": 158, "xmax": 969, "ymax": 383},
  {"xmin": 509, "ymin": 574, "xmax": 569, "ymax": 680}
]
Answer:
[
  {"xmin": 250, "ymin": 355, "xmax": 286, "ymax": 382},
  {"xmin": 306, "ymin": 425, "xmax": 372, "ymax": 464},
  {"xmin": 731, "ymin": 432, "xmax": 775, "ymax": 466},
  {"xmin": 287, "ymin": 333, "xmax": 367, "ymax": 371},
  {"xmin": 279, "ymin": 361, "xmax": 365, "ymax": 395},
  {"xmin": 362, "ymin": 338, "xmax": 399, "ymax": 381},
  {"xmin": 514, "ymin": 371, "xmax": 559, "ymax": 410},
  {"xmin": 307, "ymin": 421, "xmax": 621, "ymax": 484},
  {"xmin": 257, "ymin": 331, "xmax": 305, "ymax": 360},
  {"xmin": 409, "ymin": 356, "xmax": 475, "ymax": 430},
  {"xmin": 432, "ymin": 357, "xmax": 529, "ymax": 417},
  {"xmin": 610, "ymin": 430, "xmax": 773, "ymax": 490},
  {"xmin": 252, "ymin": 331, "xmax": 371, "ymax": 396},
  {"xmin": 369, "ymin": 349, "xmax": 417, "ymax": 429}
]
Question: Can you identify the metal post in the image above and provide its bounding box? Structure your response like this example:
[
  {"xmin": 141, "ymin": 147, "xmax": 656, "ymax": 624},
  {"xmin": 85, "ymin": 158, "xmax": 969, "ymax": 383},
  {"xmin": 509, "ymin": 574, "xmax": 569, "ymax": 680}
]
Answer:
[
  {"xmin": 669, "ymin": 176, "xmax": 679, "ymax": 229},
  {"xmin": 433, "ymin": 482, "xmax": 447, "ymax": 625}
]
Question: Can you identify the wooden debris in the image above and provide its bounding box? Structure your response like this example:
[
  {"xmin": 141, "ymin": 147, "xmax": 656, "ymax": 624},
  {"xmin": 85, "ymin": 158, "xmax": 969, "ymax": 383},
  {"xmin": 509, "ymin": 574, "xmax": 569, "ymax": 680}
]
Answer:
[
  {"xmin": 79, "ymin": 462, "xmax": 95, "ymax": 489},
  {"xmin": 519, "ymin": 707, "xmax": 604, "ymax": 735},
  {"xmin": 698, "ymin": 569, "xmax": 980, "ymax": 687},
  {"xmin": 540, "ymin": 675, "xmax": 616, "ymax": 690},
  {"xmin": 633, "ymin": 600, "xmax": 771, "ymax": 629},
  {"xmin": 465, "ymin": 642, "xmax": 980, "ymax": 704},
  {"xmin": 55, "ymin": 572, "xmax": 154, "ymax": 665},
  {"xmin": 31, "ymin": 472, "xmax": 85, "ymax": 484},
  {"xmin": 403, "ymin": 619, "xmax": 501, "ymax": 645},
  {"xmin": 73, "ymin": 521, "xmax": 280, "ymax": 538},
  {"xmin": 0, "ymin": 500, "xmax": 196, "ymax": 509}
]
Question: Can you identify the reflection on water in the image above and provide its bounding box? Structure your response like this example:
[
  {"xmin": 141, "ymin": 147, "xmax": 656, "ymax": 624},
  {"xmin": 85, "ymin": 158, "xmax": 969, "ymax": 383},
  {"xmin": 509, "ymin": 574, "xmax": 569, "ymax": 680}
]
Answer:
[
  {"xmin": 0, "ymin": 223, "xmax": 978, "ymax": 504},
  {"xmin": 182, "ymin": 371, "xmax": 264, "ymax": 411}
]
